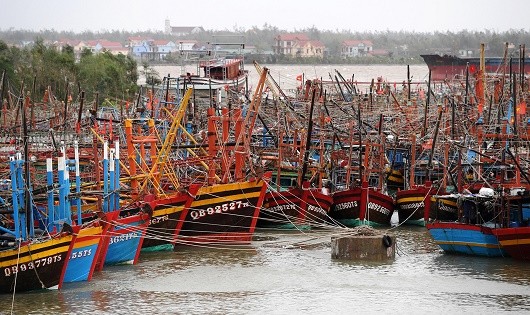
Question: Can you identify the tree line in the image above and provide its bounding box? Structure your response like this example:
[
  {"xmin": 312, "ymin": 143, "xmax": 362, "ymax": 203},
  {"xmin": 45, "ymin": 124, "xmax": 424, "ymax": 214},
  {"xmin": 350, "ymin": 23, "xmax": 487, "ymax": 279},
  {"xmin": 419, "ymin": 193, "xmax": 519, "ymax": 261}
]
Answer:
[
  {"xmin": 0, "ymin": 38, "xmax": 138, "ymax": 106},
  {"xmin": 1, "ymin": 26, "xmax": 529, "ymax": 62}
]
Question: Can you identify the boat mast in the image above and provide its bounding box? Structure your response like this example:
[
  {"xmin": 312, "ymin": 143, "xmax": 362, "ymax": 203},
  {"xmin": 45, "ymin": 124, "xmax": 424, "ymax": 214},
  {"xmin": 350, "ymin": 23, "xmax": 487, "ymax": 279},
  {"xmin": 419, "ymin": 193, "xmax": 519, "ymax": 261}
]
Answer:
[
  {"xmin": 300, "ymin": 88, "xmax": 316, "ymax": 185},
  {"xmin": 22, "ymin": 93, "xmax": 34, "ymax": 237},
  {"xmin": 426, "ymin": 106, "xmax": 443, "ymax": 182},
  {"xmin": 422, "ymin": 70, "xmax": 431, "ymax": 138},
  {"xmin": 358, "ymin": 99, "xmax": 363, "ymax": 182}
]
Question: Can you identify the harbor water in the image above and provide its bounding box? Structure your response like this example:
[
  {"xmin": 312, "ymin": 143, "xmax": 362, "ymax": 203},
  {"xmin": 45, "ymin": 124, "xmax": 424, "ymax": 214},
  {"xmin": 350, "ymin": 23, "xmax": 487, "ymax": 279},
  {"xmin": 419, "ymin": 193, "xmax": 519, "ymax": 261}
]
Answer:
[
  {"xmin": 3, "ymin": 65, "xmax": 530, "ymax": 314},
  {"xmin": 140, "ymin": 64, "xmax": 431, "ymax": 92},
  {"xmin": 2, "ymin": 226, "xmax": 530, "ymax": 314}
]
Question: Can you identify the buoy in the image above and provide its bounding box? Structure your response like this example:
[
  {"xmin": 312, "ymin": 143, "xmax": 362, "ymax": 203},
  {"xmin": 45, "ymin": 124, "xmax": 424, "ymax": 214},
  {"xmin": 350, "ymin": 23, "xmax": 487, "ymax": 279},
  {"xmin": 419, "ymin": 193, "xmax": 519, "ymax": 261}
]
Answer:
[
  {"xmin": 382, "ymin": 235, "xmax": 393, "ymax": 248},
  {"xmin": 390, "ymin": 210, "xmax": 399, "ymax": 227}
]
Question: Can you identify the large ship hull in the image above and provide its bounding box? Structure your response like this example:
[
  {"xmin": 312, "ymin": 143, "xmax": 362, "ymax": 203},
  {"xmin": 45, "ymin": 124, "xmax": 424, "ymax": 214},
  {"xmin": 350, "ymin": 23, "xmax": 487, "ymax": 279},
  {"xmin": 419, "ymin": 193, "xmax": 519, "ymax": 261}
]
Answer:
[{"xmin": 420, "ymin": 54, "xmax": 530, "ymax": 81}]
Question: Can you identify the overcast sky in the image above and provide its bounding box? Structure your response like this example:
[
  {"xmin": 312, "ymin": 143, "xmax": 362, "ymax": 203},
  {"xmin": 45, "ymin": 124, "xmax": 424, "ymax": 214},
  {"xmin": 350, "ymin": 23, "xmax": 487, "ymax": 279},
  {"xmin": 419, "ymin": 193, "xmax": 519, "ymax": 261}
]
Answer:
[{"xmin": 0, "ymin": 0, "xmax": 528, "ymax": 33}]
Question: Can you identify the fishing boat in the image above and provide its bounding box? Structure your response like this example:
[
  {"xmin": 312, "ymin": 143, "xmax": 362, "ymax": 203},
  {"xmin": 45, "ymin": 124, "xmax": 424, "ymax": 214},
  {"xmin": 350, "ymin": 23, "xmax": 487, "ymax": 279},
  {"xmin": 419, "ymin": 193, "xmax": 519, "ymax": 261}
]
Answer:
[
  {"xmin": 329, "ymin": 110, "xmax": 394, "ymax": 227},
  {"xmin": 133, "ymin": 67, "xmax": 271, "ymax": 245},
  {"xmin": 140, "ymin": 187, "xmax": 199, "ymax": 251},
  {"xmin": 95, "ymin": 141, "xmax": 151, "ymax": 269},
  {"xmin": 427, "ymin": 221, "xmax": 505, "ymax": 257},
  {"xmin": 62, "ymin": 223, "xmax": 104, "ymax": 282},
  {"xmin": 37, "ymin": 143, "xmax": 108, "ymax": 284},
  {"xmin": 259, "ymin": 84, "xmax": 334, "ymax": 229},
  {"xmin": 426, "ymin": 189, "xmax": 506, "ymax": 257},
  {"xmin": 0, "ymin": 152, "xmax": 77, "ymax": 293},
  {"xmin": 177, "ymin": 57, "xmax": 247, "ymax": 96},
  {"xmin": 0, "ymin": 229, "xmax": 76, "ymax": 293},
  {"xmin": 261, "ymin": 180, "xmax": 333, "ymax": 229},
  {"xmin": 172, "ymin": 82, "xmax": 272, "ymax": 243},
  {"xmin": 176, "ymin": 173, "xmax": 271, "ymax": 244},
  {"xmin": 331, "ymin": 181, "xmax": 394, "ymax": 227},
  {"xmin": 96, "ymin": 207, "xmax": 150, "ymax": 268},
  {"xmin": 394, "ymin": 135, "xmax": 454, "ymax": 226}
]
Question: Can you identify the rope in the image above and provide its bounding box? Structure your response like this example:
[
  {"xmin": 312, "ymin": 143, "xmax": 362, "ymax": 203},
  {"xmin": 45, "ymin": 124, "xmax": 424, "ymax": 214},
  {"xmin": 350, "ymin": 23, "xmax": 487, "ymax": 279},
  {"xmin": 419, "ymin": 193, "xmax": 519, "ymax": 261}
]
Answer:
[{"xmin": 10, "ymin": 240, "xmax": 22, "ymax": 315}]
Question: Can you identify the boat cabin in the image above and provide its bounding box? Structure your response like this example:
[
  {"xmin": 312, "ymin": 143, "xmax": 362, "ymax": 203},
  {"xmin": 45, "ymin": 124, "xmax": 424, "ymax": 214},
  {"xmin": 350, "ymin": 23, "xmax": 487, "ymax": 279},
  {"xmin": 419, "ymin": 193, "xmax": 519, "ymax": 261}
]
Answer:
[{"xmin": 199, "ymin": 58, "xmax": 245, "ymax": 80}]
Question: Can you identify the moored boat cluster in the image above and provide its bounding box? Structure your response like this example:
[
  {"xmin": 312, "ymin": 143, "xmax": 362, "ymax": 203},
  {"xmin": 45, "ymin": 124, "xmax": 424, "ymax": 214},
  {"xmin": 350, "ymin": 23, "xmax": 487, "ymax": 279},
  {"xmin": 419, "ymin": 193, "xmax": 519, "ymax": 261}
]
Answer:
[{"xmin": 1, "ymin": 46, "xmax": 530, "ymax": 294}]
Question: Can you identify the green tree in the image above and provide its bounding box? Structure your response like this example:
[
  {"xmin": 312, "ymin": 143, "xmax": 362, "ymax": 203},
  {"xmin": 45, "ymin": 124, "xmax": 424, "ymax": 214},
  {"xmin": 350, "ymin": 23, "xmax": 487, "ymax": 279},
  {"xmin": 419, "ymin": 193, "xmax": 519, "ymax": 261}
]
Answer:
[{"xmin": 78, "ymin": 51, "xmax": 138, "ymax": 104}]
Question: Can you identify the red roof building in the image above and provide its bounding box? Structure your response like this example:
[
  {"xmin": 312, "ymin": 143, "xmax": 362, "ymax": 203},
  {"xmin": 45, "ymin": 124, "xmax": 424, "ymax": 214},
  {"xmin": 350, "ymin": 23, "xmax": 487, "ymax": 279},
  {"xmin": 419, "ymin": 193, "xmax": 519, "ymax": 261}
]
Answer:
[
  {"xmin": 273, "ymin": 34, "xmax": 324, "ymax": 58},
  {"xmin": 341, "ymin": 40, "xmax": 373, "ymax": 57}
]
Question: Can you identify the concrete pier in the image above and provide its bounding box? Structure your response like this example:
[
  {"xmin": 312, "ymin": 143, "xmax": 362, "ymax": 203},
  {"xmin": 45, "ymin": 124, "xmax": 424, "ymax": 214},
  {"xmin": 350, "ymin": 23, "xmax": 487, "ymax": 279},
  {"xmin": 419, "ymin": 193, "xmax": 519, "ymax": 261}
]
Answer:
[{"xmin": 331, "ymin": 234, "xmax": 396, "ymax": 261}]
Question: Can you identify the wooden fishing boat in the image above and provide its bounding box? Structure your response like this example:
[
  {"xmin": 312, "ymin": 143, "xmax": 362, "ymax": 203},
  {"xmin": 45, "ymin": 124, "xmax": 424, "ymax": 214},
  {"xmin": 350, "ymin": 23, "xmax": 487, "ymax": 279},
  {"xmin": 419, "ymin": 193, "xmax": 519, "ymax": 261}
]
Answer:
[
  {"xmin": 258, "ymin": 82, "xmax": 334, "ymax": 229},
  {"xmin": 96, "ymin": 207, "xmax": 150, "ymax": 268},
  {"xmin": 62, "ymin": 223, "xmax": 105, "ymax": 283},
  {"xmin": 329, "ymin": 113, "xmax": 394, "ymax": 227},
  {"xmin": 426, "ymin": 44, "xmax": 530, "ymax": 258},
  {"xmin": 427, "ymin": 221, "xmax": 506, "ymax": 257},
  {"xmin": 37, "ymin": 146, "xmax": 108, "ymax": 284},
  {"xmin": 130, "ymin": 66, "xmax": 270, "ymax": 246},
  {"xmin": 176, "ymin": 173, "xmax": 270, "ymax": 244},
  {"xmin": 177, "ymin": 57, "xmax": 247, "ymax": 95},
  {"xmin": 429, "ymin": 194, "xmax": 460, "ymax": 221},
  {"xmin": 0, "ymin": 153, "xmax": 77, "ymax": 293},
  {"xmin": 0, "ymin": 229, "xmax": 76, "ymax": 293},
  {"xmin": 395, "ymin": 184, "xmax": 433, "ymax": 226},
  {"xmin": 140, "ymin": 186, "xmax": 200, "ymax": 251},
  {"xmin": 261, "ymin": 181, "xmax": 333, "ymax": 229},
  {"xmin": 426, "ymin": 191, "xmax": 506, "ymax": 257},
  {"xmin": 93, "ymin": 141, "xmax": 151, "ymax": 269},
  {"xmin": 331, "ymin": 181, "xmax": 394, "ymax": 227}
]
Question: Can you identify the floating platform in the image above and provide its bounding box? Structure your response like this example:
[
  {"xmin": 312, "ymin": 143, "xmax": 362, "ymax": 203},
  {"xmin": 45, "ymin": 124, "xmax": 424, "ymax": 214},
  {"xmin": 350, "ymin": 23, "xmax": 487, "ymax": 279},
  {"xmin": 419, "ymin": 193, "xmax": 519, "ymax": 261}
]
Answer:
[{"xmin": 331, "ymin": 233, "xmax": 395, "ymax": 261}]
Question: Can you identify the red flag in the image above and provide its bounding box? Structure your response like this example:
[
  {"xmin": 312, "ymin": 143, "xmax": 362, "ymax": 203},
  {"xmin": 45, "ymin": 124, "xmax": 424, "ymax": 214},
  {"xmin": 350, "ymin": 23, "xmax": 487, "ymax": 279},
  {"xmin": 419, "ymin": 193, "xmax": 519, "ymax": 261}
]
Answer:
[{"xmin": 296, "ymin": 74, "xmax": 303, "ymax": 81}]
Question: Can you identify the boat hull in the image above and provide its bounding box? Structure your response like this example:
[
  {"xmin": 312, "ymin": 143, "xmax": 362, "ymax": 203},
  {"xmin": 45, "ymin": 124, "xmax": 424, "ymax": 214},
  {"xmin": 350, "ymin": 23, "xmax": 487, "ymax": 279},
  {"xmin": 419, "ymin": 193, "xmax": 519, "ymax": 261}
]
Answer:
[
  {"xmin": 0, "ymin": 232, "xmax": 74, "ymax": 293},
  {"xmin": 176, "ymin": 177, "xmax": 269, "ymax": 244},
  {"xmin": 63, "ymin": 225, "xmax": 104, "ymax": 283},
  {"xmin": 97, "ymin": 210, "xmax": 150, "ymax": 269},
  {"xmin": 396, "ymin": 186, "xmax": 432, "ymax": 226},
  {"xmin": 330, "ymin": 186, "xmax": 394, "ymax": 227},
  {"xmin": 493, "ymin": 226, "xmax": 530, "ymax": 260},
  {"xmin": 260, "ymin": 186, "xmax": 333, "ymax": 229},
  {"xmin": 420, "ymin": 54, "xmax": 530, "ymax": 81},
  {"xmin": 427, "ymin": 222, "xmax": 506, "ymax": 257},
  {"xmin": 141, "ymin": 188, "xmax": 198, "ymax": 252},
  {"xmin": 430, "ymin": 195, "xmax": 459, "ymax": 222}
]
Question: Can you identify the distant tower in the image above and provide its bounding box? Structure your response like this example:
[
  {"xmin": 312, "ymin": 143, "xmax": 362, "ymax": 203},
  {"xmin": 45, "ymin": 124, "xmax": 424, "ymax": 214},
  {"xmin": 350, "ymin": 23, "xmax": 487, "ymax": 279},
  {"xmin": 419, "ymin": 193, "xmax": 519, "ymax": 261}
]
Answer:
[{"xmin": 165, "ymin": 19, "xmax": 171, "ymax": 34}]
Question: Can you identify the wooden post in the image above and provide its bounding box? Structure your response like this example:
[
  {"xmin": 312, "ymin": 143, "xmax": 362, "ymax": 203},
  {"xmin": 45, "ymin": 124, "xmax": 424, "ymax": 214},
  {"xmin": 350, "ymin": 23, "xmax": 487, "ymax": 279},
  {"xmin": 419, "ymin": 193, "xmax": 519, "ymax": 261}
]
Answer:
[
  {"xmin": 125, "ymin": 119, "xmax": 138, "ymax": 198},
  {"xmin": 207, "ymin": 107, "xmax": 217, "ymax": 184},
  {"xmin": 221, "ymin": 107, "xmax": 230, "ymax": 177},
  {"xmin": 234, "ymin": 108, "xmax": 244, "ymax": 180},
  {"xmin": 410, "ymin": 134, "xmax": 416, "ymax": 188},
  {"xmin": 359, "ymin": 181, "xmax": 369, "ymax": 222}
]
